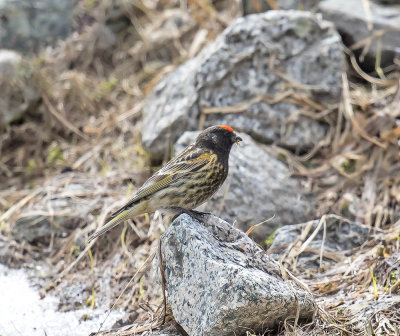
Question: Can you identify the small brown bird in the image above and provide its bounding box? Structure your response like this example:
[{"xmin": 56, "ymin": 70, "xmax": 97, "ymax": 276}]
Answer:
[{"xmin": 89, "ymin": 125, "xmax": 242, "ymax": 241}]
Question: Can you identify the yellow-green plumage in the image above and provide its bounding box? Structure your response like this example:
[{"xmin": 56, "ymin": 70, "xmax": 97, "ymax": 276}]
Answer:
[{"xmin": 89, "ymin": 125, "xmax": 241, "ymax": 241}]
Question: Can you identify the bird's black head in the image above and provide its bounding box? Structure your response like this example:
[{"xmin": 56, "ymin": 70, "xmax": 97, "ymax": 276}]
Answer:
[{"xmin": 195, "ymin": 125, "xmax": 242, "ymax": 157}]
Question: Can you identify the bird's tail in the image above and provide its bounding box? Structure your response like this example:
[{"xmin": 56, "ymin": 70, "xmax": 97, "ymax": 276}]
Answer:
[{"xmin": 88, "ymin": 201, "xmax": 147, "ymax": 242}]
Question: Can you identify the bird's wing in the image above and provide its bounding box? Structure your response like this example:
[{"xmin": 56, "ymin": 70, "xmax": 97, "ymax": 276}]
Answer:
[
  {"xmin": 88, "ymin": 146, "xmax": 216, "ymax": 242},
  {"xmin": 111, "ymin": 145, "xmax": 216, "ymax": 215}
]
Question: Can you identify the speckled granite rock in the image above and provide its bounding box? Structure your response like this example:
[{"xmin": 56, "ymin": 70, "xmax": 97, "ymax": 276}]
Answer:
[
  {"xmin": 175, "ymin": 131, "xmax": 315, "ymax": 242},
  {"xmin": 153, "ymin": 214, "xmax": 315, "ymax": 336},
  {"xmin": 142, "ymin": 10, "xmax": 344, "ymax": 159}
]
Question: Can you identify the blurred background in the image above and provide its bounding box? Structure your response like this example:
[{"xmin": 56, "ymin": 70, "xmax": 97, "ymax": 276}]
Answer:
[{"xmin": 0, "ymin": 0, "xmax": 399, "ymax": 335}]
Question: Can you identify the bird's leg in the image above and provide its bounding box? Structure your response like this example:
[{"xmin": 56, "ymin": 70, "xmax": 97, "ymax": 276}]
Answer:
[{"xmin": 158, "ymin": 238, "xmax": 167, "ymax": 325}]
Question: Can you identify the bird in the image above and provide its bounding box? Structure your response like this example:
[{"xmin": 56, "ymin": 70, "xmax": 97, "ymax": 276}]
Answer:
[{"xmin": 89, "ymin": 125, "xmax": 242, "ymax": 241}]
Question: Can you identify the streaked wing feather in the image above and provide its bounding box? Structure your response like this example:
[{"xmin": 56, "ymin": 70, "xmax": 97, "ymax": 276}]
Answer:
[{"xmin": 110, "ymin": 146, "xmax": 213, "ymax": 216}]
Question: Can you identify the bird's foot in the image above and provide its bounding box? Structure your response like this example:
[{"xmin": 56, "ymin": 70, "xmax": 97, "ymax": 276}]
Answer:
[
  {"xmin": 170, "ymin": 208, "xmax": 211, "ymax": 223},
  {"xmin": 188, "ymin": 209, "xmax": 211, "ymax": 217},
  {"xmin": 182, "ymin": 210, "xmax": 205, "ymax": 223}
]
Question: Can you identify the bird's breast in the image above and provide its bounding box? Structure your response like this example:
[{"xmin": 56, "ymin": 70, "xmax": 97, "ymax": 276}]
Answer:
[{"xmin": 146, "ymin": 161, "xmax": 228, "ymax": 211}]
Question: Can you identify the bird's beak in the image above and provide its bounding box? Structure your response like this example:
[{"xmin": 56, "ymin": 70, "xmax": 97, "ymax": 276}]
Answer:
[{"xmin": 235, "ymin": 135, "xmax": 242, "ymax": 146}]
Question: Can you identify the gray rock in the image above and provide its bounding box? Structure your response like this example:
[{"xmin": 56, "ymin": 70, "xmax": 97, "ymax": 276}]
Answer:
[
  {"xmin": 319, "ymin": 0, "xmax": 400, "ymax": 69},
  {"xmin": 0, "ymin": 53, "xmax": 39, "ymax": 127},
  {"xmin": 11, "ymin": 180, "xmax": 95, "ymax": 243},
  {"xmin": 12, "ymin": 215, "xmax": 72, "ymax": 243},
  {"xmin": 175, "ymin": 132, "xmax": 315, "ymax": 242},
  {"xmin": 269, "ymin": 214, "xmax": 370, "ymax": 268},
  {"xmin": 142, "ymin": 57, "xmax": 200, "ymax": 159},
  {"xmin": 154, "ymin": 214, "xmax": 315, "ymax": 336},
  {"xmin": 11, "ymin": 211, "xmax": 85, "ymax": 244},
  {"xmin": 0, "ymin": 0, "xmax": 76, "ymax": 53},
  {"xmin": 0, "ymin": 49, "xmax": 21, "ymax": 77},
  {"xmin": 142, "ymin": 11, "xmax": 344, "ymax": 159}
]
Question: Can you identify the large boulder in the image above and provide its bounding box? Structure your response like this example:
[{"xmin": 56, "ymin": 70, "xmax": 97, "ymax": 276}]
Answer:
[
  {"xmin": 154, "ymin": 214, "xmax": 315, "ymax": 336},
  {"xmin": 0, "ymin": 0, "xmax": 76, "ymax": 53},
  {"xmin": 142, "ymin": 10, "xmax": 344, "ymax": 159},
  {"xmin": 175, "ymin": 132, "xmax": 315, "ymax": 242},
  {"xmin": 319, "ymin": 0, "xmax": 400, "ymax": 70}
]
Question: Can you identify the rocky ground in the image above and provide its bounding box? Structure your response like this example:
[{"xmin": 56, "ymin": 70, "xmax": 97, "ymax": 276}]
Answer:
[{"xmin": 0, "ymin": 0, "xmax": 400, "ymax": 335}]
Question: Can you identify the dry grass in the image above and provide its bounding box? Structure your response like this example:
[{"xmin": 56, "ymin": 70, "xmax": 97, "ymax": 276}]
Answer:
[
  {"xmin": 1, "ymin": 0, "xmax": 400, "ymax": 335},
  {"xmin": 273, "ymin": 215, "xmax": 400, "ymax": 336}
]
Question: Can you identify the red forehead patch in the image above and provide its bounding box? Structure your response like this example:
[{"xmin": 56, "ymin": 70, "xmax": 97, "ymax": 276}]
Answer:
[{"xmin": 217, "ymin": 125, "xmax": 235, "ymax": 133}]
